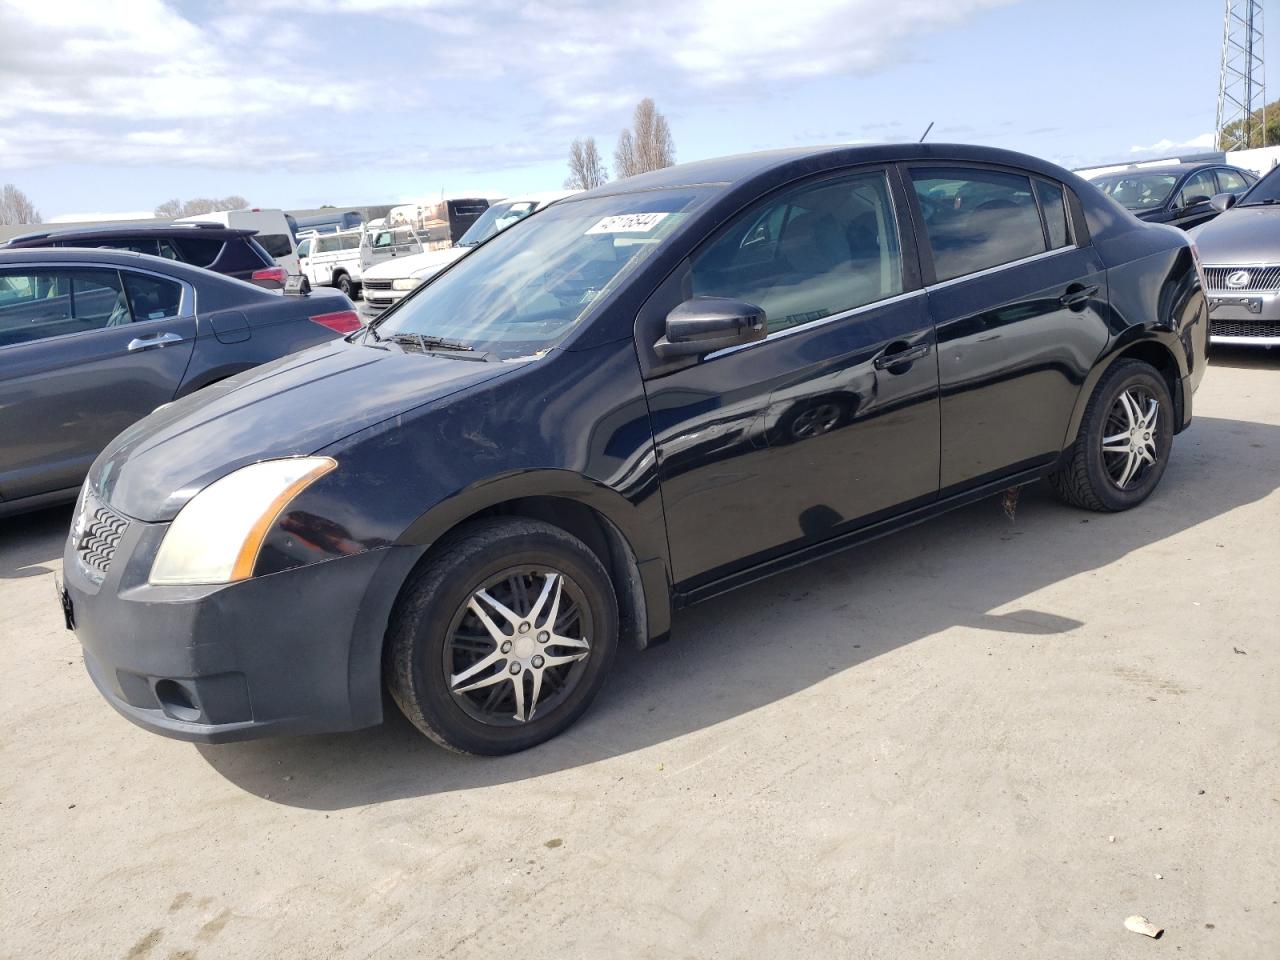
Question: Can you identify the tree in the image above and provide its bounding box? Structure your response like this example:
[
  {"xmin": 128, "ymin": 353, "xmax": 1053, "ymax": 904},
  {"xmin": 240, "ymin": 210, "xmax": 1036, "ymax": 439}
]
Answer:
[
  {"xmin": 614, "ymin": 98, "xmax": 675, "ymax": 180},
  {"xmin": 0, "ymin": 184, "xmax": 42, "ymax": 225},
  {"xmin": 1218, "ymin": 98, "xmax": 1280, "ymax": 150},
  {"xmin": 154, "ymin": 195, "xmax": 250, "ymax": 218},
  {"xmin": 564, "ymin": 137, "xmax": 609, "ymax": 190}
]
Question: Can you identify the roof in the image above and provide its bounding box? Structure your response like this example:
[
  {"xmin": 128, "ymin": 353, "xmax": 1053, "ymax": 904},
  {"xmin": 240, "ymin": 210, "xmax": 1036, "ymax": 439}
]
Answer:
[
  {"xmin": 0, "ymin": 245, "xmax": 245, "ymax": 286},
  {"xmin": 573, "ymin": 142, "xmax": 1091, "ymax": 199},
  {"xmin": 3, "ymin": 222, "xmax": 255, "ymax": 247}
]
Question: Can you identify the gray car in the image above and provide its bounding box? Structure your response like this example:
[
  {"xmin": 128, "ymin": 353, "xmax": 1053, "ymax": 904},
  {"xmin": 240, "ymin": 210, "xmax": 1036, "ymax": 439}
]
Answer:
[
  {"xmin": 0, "ymin": 247, "xmax": 359, "ymax": 517},
  {"xmin": 1191, "ymin": 167, "xmax": 1280, "ymax": 346}
]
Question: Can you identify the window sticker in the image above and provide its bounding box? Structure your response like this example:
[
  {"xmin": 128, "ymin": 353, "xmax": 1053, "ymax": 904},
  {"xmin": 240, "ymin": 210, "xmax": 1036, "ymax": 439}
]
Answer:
[{"xmin": 584, "ymin": 212, "xmax": 669, "ymax": 235}]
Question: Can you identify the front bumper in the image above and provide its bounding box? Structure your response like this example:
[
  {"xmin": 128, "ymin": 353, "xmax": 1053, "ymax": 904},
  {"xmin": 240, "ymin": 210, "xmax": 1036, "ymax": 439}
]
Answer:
[
  {"xmin": 1206, "ymin": 291, "xmax": 1280, "ymax": 345},
  {"xmin": 359, "ymin": 287, "xmax": 407, "ymax": 318},
  {"xmin": 63, "ymin": 511, "xmax": 420, "ymax": 743}
]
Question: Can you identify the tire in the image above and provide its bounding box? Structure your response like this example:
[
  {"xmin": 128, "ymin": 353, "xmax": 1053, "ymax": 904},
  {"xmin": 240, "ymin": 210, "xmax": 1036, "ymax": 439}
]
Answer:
[
  {"xmin": 1048, "ymin": 359, "xmax": 1174, "ymax": 512},
  {"xmin": 386, "ymin": 517, "xmax": 619, "ymax": 755},
  {"xmin": 334, "ymin": 273, "xmax": 354, "ymax": 298}
]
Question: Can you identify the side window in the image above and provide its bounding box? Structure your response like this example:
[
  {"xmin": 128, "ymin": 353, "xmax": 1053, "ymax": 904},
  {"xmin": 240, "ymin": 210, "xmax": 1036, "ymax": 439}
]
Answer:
[
  {"xmin": 1216, "ymin": 168, "xmax": 1250, "ymax": 194},
  {"xmin": 296, "ymin": 238, "xmax": 312, "ymax": 259},
  {"xmin": 156, "ymin": 239, "xmax": 183, "ymax": 260},
  {"xmin": 257, "ymin": 233, "xmax": 293, "ymax": 258},
  {"xmin": 1034, "ymin": 180, "xmax": 1071, "ymax": 250},
  {"xmin": 911, "ymin": 168, "xmax": 1046, "ymax": 282},
  {"xmin": 1179, "ymin": 171, "xmax": 1217, "ymax": 207},
  {"xmin": 372, "ymin": 231, "xmax": 393, "ymax": 249},
  {"xmin": 122, "ymin": 273, "xmax": 183, "ymax": 321},
  {"xmin": 689, "ymin": 170, "xmax": 903, "ymax": 334},
  {"xmin": 316, "ymin": 235, "xmax": 341, "ymax": 254},
  {"xmin": 341, "ymin": 233, "xmax": 361, "ymax": 250},
  {"xmin": 71, "ymin": 270, "xmax": 129, "ymax": 327}
]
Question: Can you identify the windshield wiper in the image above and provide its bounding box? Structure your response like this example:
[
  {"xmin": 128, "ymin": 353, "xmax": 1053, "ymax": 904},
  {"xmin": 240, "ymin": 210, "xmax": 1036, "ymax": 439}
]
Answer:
[{"xmin": 390, "ymin": 332, "xmax": 490, "ymax": 361}]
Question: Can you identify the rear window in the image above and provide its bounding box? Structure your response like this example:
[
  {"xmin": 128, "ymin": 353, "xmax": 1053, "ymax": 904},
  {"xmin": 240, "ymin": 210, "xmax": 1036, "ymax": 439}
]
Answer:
[
  {"xmin": 316, "ymin": 235, "xmax": 343, "ymax": 254},
  {"xmin": 256, "ymin": 233, "xmax": 293, "ymax": 258},
  {"xmin": 171, "ymin": 236, "xmax": 224, "ymax": 267}
]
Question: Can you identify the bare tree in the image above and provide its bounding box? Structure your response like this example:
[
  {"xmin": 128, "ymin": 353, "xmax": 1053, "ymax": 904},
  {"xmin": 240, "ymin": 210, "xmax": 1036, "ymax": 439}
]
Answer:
[
  {"xmin": 154, "ymin": 195, "xmax": 250, "ymax": 218},
  {"xmin": 565, "ymin": 137, "xmax": 609, "ymax": 190},
  {"xmin": 0, "ymin": 184, "xmax": 42, "ymax": 225},
  {"xmin": 614, "ymin": 99, "xmax": 675, "ymax": 180}
]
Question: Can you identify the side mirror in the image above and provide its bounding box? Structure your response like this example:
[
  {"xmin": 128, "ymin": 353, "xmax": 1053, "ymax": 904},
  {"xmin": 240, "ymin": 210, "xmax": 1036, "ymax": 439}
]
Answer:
[
  {"xmin": 1183, "ymin": 194, "xmax": 1211, "ymax": 209},
  {"xmin": 1211, "ymin": 192, "xmax": 1239, "ymax": 213},
  {"xmin": 655, "ymin": 297, "xmax": 767, "ymax": 360}
]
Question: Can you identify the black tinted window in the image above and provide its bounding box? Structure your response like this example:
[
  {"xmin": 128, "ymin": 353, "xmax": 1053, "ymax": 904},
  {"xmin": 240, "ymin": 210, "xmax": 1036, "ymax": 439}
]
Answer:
[
  {"xmin": 690, "ymin": 170, "xmax": 903, "ymax": 334},
  {"xmin": 1035, "ymin": 181, "xmax": 1070, "ymax": 249},
  {"xmin": 257, "ymin": 233, "xmax": 293, "ymax": 258},
  {"xmin": 171, "ymin": 236, "xmax": 224, "ymax": 267},
  {"xmin": 123, "ymin": 273, "xmax": 182, "ymax": 321},
  {"xmin": 65, "ymin": 237, "xmax": 160, "ymax": 256},
  {"xmin": 911, "ymin": 168, "xmax": 1046, "ymax": 281}
]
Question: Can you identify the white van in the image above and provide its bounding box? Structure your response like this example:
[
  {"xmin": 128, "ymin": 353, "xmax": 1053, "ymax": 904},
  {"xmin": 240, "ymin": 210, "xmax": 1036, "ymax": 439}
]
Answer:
[
  {"xmin": 297, "ymin": 227, "xmax": 364, "ymax": 297},
  {"xmin": 176, "ymin": 208, "xmax": 300, "ymax": 274}
]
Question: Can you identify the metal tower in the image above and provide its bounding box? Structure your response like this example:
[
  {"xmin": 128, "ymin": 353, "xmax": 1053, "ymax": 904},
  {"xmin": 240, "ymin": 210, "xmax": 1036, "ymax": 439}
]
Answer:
[{"xmin": 1217, "ymin": 0, "xmax": 1267, "ymax": 150}]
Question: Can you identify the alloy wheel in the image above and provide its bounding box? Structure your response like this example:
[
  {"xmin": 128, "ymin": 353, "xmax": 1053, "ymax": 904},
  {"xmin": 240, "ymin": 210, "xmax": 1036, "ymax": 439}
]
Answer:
[
  {"xmin": 1101, "ymin": 385, "xmax": 1160, "ymax": 490},
  {"xmin": 443, "ymin": 567, "xmax": 592, "ymax": 725}
]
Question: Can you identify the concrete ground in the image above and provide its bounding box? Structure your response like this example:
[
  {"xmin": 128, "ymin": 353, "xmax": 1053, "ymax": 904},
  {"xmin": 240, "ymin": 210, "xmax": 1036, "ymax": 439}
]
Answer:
[{"xmin": 2, "ymin": 349, "xmax": 1277, "ymax": 960}]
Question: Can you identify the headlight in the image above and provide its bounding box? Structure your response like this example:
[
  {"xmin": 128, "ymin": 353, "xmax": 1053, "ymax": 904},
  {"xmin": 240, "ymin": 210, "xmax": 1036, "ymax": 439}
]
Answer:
[
  {"xmin": 391, "ymin": 277, "xmax": 423, "ymax": 291},
  {"xmin": 149, "ymin": 457, "xmax": 336, "ymax": 585}
]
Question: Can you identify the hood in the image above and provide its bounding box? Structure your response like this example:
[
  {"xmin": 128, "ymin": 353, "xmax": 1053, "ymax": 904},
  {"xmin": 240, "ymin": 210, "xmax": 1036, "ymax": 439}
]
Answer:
[
  {"xmin": 91, "ymin": 339, "xmax": 514, "ymax": 521},
  {"xmin": 363, "ymin": 246, "xmax": 467, "ymax": 280},
  {"xmin": 1192, "ymin": 205, "xmax": 1280, "ymax": 264}
]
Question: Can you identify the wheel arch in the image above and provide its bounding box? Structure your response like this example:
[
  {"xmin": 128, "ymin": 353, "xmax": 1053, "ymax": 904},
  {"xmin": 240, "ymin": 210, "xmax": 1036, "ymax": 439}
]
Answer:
[{"xmin": 1061, "ymin": 333, "xmax": 1187, "ymax": 449}]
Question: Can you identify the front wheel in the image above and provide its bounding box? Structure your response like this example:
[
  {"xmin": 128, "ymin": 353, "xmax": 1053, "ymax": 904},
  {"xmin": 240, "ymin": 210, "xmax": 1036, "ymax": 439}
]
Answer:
[
  {"xmin": 1048, "ymin": 359, "xmax": 1174, "ymax": 512},
  {"xmin": 386, "ymin": 518, "xmax": 618, "ymax": 755}
]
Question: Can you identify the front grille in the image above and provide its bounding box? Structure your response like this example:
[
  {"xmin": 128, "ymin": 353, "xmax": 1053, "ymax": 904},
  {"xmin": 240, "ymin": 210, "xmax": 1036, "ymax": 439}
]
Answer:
[
  {"xmin": 1210, "ymin": 318, "xmax": 1280, "ymax": 339},
  {"xmin": 1203, "ymin": 264, "xmax": 1280, "ymax": 292},
  {"xmin": 75, "ymin": 496, "xmax": 129, "ymax": 582},
  {"xmin": 362, "ymin": 279, "xmax": 394, "ymax": 291}
]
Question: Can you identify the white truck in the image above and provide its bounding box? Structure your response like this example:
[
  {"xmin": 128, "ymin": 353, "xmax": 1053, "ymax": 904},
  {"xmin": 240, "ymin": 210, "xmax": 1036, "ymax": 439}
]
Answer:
[{"xmin": 296, "ymin": 228, "xmax": 364, "ymax": 297}]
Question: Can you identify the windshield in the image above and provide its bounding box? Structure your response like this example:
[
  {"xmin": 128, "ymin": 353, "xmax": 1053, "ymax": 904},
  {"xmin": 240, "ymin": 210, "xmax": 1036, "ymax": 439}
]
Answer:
[
  {"xmin": 1092, "ymin": 173, "xmax": 1178, "ymax": 211},
  {"xmin": 374, "ymin": 189, "xmax": 712, "ymax": 360},
  {"xmin": 455, "ymin": 200, "xmax": 541, "ymax": 246},
  {"xmin": 1238, "ymin": 166, "xmax": 1280, "ymax": 205}
]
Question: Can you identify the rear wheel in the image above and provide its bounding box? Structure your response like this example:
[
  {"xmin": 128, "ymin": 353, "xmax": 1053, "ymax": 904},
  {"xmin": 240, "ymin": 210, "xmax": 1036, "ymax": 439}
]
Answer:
[
  {"xmin": 1048, "ymin": 359, "xmax": 1173, "ymax": 512},
  {"xmin": 386, "ymin": 518, "xmax": 618, "ymax": 755},
  {"xmin": 334, "ymin": 273, "xmax": 354, "ymax": 298}
]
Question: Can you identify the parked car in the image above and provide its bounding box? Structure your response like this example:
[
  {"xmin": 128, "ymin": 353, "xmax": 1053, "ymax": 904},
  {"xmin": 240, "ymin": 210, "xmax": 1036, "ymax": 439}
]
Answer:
[
  {"xmin": 176, "ymin": 209, "xmax": 300, "ymax": 275},
  {"xmin": 358, "ymin": 224, "xmax": 427, "ymax": 275},
  {"xmin": 62, "ymin": 144, "xmax": 1206, "ymax": 754},
  {"xmin": 360, "ymin": 191, "xmax": 577, "ymax": 317},
  {"xmin": 1089, "ymin": 162, "xmax": 1258, "ymax": 230},
  {"xmin": 294, "ymin": 210, "xmax": 364, "ymax": 237},
  {"xmin": 5, "ymin": 223, "xmax": 289, "ymax": 290},
  {"xmin": 1190, "ymin": 164, "xmax": 1280, "ymax": 346},
  {"xmin": 0, "ymin": 247, "xmax": 358, "ymax": 517},
  {"xmin": 297, "ymin": 227, "xmax": 364, "ymax": 297}
]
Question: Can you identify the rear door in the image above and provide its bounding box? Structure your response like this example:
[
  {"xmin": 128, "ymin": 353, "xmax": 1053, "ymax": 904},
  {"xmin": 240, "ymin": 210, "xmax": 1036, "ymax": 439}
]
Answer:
[
  {"xmin": 904, "ymin": 164, "xmax": 1110, "ymax": 491},
  {"xmin": 0, "ymin": 265, "xmax": 196, "ymax": 502}
]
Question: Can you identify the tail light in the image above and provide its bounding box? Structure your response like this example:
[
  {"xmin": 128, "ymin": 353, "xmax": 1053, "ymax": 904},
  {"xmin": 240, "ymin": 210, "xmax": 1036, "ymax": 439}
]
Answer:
[
  {"xmin": 252, "ymin": 266, "xmax": 287, "ymax": 285},
  {"xmin": 310, "ymin": 310, "xmax": 362, "ymax": 334}
]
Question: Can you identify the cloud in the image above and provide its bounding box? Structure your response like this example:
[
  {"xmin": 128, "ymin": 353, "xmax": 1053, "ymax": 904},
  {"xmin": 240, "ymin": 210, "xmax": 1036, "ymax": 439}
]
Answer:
[{"xmin": 1129, "ymin": 132, "xmax": 1216, "ymax": 154}]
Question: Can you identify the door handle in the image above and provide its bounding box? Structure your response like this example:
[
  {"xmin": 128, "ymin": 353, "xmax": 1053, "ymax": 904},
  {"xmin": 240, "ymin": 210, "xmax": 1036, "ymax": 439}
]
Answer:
[
  {"xmin": 1059, "ymin": 284, "xmax": 1099, "ymax": 309},
  {"xmin": 127, "ymin": 331, "xmax": 184, "ymax": 352},
  {"xmin": 873, "ymin": 342, "xmax": 931, "ymax": 371}
]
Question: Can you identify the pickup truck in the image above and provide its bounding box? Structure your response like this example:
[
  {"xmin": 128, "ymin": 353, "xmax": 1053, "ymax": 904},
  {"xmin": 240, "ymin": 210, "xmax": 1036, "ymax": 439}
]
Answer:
[{"xmin": 297, "ymin": 228, "xmax": 364, "ymax": 297}]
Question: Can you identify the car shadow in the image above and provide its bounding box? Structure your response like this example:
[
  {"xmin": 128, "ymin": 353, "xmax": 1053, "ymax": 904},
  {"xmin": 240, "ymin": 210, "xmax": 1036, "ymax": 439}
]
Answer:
[
  {"xmin": 1207, "ymin": 344, "xmax": 1280, "ymax": 370},
  {"xmin": 0, "ymin": 505, "xmax": 72, "ymax": 580},
  {"xmin": 190, "ymin": 413, "xmax": 1280, "ymax": 809}
]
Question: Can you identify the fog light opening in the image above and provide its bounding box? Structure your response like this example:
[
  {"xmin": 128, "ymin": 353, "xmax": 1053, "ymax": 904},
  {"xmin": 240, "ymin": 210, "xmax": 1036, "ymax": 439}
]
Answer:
[{"xmin": 154, "ymin": 679, "xmax": 201, "ymax": 722}]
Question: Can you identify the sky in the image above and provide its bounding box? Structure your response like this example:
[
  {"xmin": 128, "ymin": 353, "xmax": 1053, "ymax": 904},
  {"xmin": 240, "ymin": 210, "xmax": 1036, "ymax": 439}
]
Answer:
[{"xmin": 0, "ymin": 0, "xmax": 1255, "ymax": 220}]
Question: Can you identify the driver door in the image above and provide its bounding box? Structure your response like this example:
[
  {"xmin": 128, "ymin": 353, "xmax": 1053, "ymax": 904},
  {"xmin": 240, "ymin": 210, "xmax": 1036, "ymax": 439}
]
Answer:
[{"xmin": 0, "ymin": 266, "xmax": 196, "ymax": 502}]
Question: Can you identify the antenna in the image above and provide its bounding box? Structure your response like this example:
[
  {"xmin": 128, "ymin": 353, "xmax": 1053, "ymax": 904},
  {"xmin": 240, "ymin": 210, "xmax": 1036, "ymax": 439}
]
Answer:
[
  {"xmin": 919, "ymin": 121, "xmax": 934, "ymax": 144},
  {"xmin": 1217, "ymin": 0, "xmax": 1266, "ymax": 150}
]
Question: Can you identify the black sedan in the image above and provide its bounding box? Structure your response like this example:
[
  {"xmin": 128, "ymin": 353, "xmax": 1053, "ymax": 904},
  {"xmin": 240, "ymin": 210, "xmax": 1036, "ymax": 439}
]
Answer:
[
  {"xmin": 62, "ymin": 144, "xmax": 1207, "ymax": 754},
  {"xmin": 1090, "ymin": 162, "xmax": 1258, "ymax": 230},
  {"xmin": 0, "ymin": 247, "xmax": 358, "ymax": 517}
]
